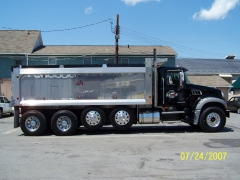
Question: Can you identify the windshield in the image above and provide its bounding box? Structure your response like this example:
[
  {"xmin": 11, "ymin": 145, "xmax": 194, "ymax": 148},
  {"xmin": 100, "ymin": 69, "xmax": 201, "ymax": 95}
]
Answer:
[{"xmin": 184, "ymin": 72, "xmax": 190, "ymax": 84}]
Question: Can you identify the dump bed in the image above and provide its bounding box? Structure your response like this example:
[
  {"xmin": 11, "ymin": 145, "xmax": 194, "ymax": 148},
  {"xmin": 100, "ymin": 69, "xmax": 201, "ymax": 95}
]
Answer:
[{"xmin": 11, "ymin": 64, "xmax": 153, "ymax": 107}]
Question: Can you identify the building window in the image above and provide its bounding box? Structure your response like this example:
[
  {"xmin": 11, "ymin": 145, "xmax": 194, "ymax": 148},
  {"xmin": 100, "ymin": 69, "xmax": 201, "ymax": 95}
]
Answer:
[
  {"xmin": 121, "ymin": 58, "xmax": 129, "ymax": 64},
  {"xmin": 15, "ymin": 60, "xmax": 22, "ymax": 65},
  {"xmin": 48, "ymin": 58, "xmax": 56, "ymax": 65},
  {"xmin": 83, "ymin": 58, "xmax": 92, "ymax": 65},
  {"xmin": 107, "ymin": 58, "xmax": 115, "ymax": 64}
]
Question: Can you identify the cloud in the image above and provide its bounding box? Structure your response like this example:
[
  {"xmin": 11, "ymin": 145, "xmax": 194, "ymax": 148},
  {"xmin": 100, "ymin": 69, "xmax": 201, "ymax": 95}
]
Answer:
[
  {"xmin": 121, "ymin": 0, "xmax": 161, "ymax": 6},
  {"xmin": 84, "ymin": 6, "xmax": 93, "ymax": 14},
  {"xmin": 193, "ymin": 0, "xmax": 240, "ymax": 20}
]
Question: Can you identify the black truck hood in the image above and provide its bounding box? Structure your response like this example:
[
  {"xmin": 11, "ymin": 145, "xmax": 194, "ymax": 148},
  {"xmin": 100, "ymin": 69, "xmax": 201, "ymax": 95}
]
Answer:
[{"xmin": 188, "ymin": 84, "xmax": 222, "ymax": 97}]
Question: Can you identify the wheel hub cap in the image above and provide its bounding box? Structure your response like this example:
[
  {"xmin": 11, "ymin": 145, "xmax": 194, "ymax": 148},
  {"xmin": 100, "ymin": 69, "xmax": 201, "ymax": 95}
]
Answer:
[
  {"xmin": 115, "ymin": 111, "xmax": 130, "ymax": 125},
  {"xmin": 86, "ymin": 111, "xmax": 101, "ymax": 125},
  {"xmin": 30, "ymin": 120, "xmax": 37, "ymax": 127},
  {"xmin": 57, "ymin": 116, "xmax": 71, "ymax": 131},
  {"xmin": 206, "ymin": 113, "xmax": 221, "ymax": 127},
  {"xmin": 25, "ymin": 116, "xmax": 40, "ymax": 132},
  {"xmin": 61, "ymin": 120, "xmax": 68, "ymax": 127}
]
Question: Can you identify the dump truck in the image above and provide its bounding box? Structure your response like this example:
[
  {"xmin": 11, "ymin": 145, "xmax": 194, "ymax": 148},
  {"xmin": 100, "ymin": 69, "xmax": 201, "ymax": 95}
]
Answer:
[{"xmin": 11, "ymin": 58, "xmax": 229, "ymax": 136}]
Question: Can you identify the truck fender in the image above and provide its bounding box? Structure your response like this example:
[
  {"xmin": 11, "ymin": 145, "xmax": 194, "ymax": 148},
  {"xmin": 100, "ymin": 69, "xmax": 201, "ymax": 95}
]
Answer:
[{"xmin": 193, "ymin": 97, "xmax": 227, "ymax": 125}]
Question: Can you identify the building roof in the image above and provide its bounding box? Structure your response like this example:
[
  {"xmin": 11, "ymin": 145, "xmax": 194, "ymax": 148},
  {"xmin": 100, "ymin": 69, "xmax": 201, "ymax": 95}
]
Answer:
[
  {"xmin": 32, "ymin": 45, "xmax": 177, "ymax": 56},
  {"xmin": 0, "ymin": 30, "xmax": 42, "ymax": 54},
  {"xmin": 0, "ymin": 30, "xmax": 176, "ymax": 56},
  {"xmin": 176, "ymin": 58, "xmax": 240, "ymax": 74},
  {"xmin": 188, "ymin": 75, "xmax": 231, "ymax": 87}
]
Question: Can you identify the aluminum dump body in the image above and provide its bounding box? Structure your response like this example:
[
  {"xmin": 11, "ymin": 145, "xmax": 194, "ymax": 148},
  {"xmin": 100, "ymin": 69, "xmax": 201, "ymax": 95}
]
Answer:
[{"xmin": 11, "ymin": 65, "xmax": 153, "ymax": 106}]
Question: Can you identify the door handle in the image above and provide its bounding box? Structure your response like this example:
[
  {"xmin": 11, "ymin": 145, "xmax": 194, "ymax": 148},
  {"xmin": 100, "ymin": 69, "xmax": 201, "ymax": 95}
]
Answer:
[{"xmin": 162, "ymin": 78, "xmax": 164, "ymax": 104}]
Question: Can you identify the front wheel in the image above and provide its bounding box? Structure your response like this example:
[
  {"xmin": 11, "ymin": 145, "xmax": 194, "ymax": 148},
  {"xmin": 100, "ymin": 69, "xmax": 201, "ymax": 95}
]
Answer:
[
  {"xmin": 237, "ymin": 107, "xmax": 240, "ymax": 114},
  {"xmin": 0, "ymin": 108, "xmax": 2, "ymax": 118},
  {"xmin": 199, "ymin": 107, "xmax": 226, "ymax": 132}
]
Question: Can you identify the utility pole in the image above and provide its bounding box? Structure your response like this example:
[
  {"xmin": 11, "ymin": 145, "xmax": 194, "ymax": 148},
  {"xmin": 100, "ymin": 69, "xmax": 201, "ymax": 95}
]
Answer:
[{"xmin": 115, "ymin": 14, "xmax": 119, "ymax": 64}]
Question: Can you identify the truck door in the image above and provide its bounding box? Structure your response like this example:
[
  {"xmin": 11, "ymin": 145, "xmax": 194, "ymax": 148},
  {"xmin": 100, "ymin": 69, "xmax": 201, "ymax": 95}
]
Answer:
[
  {"xmin": 2, "ymin": 97, "xmax": 11, "ymax": 113},
  {"xmin": 158, "ymin": 69, "xmax": 188, "ymax": 108}
]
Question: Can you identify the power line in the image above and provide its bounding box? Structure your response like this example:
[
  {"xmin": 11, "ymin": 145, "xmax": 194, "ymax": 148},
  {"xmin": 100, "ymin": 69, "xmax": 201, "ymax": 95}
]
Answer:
[
  {"xmin": 120, "ymin": 26, "xmax": 239, "ymax": 59},
  {"xmin": 121, "ymin": 27, "xmax": 224, "ymax": 57},
  {"xmin": 120, "ymin": 32, "xmax": 213, "ymax": 58},
  {"xmin": 0, "ymin": 18, "xmax": 113, "ymax": 32}
]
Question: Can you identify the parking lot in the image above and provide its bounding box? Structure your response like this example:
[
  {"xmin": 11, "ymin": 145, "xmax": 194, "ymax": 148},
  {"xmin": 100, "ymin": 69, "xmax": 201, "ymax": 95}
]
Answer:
[{"xmin": 0, "ymin": 113, "xmax": 240, "ymax": 180}]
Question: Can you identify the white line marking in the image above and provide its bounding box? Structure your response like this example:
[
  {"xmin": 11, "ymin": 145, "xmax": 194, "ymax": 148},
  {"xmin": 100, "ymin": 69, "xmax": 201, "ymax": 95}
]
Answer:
[{"xmin": 1, "ymin": 128, "xmax": 19, "ymax": 134}]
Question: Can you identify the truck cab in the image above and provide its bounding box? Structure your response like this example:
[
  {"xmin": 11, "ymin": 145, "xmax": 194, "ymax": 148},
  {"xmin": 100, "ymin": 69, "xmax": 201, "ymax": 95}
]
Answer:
[{"xmin": 157, "ymin": 66, "xmax": 229, "ymax": 132}]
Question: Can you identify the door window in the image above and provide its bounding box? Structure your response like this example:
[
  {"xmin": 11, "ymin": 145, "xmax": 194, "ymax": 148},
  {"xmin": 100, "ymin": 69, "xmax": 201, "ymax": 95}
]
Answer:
[
  {"xmin": 3, "ymin": 97, "xmax": 10, "ymax": 103},
  {"xmin": 166, "ymin": 72, "xmax": 180, "ymax": 86},
  {"xmin": 229, "ymin": 98, "xmax": 234, "ymax": 102}
]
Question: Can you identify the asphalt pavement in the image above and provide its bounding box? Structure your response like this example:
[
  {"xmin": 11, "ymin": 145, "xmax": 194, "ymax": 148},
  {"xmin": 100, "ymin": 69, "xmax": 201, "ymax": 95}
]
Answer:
[{"xmin": 0, "ymin": 113, "xmax": 240, "ymax": 180}]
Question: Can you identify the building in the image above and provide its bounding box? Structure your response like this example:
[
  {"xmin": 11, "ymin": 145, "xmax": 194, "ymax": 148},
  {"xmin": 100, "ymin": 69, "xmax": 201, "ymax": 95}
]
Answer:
[
  {"xmin": 0, "ymin": 30, "xmax": 177, "ymax": 99},
  {"xmin": 231, "ymin": 78, "xmax": 240, "ymax": 95}
]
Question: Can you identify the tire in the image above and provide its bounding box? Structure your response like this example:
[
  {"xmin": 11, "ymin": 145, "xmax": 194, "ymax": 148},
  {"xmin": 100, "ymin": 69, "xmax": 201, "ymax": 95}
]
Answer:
[
  {"xmin": 237, "ymin": 107, "xmax": 240, "ymax": 114},
  {"xmin": 20, "ymin": 110, "xmax": 47, "ymax": 136},
  {"xmin": 51, "ymin": 110, "xmax": 78, "ymax": 136},
  {"xmin": 81, "ymin": 107, "xmax": 106, "ymax": 130},
  {"xmin": 109, "ymin": 107, "xmax": 134, "ymax": 131},
  {"xmin": 199, "ymin": 107, "xmax": 226, "ymax": 132},
  {"xmin": 0, "ymin": 108, "xmax": 2, "ymax": 118}
]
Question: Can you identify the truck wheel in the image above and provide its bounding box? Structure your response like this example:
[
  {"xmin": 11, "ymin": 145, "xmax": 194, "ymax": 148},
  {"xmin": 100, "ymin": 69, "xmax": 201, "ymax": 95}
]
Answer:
[
  {"xmin": 0, "ymin": 108, "xmax": 2, "ymax": 118},
  {"xmin": 109, "ymin": 107, "xmax": 134, "ymax": 131},
  {"xmin": 199, "ymin": 107, "xmax": 226, "ymax": 132},
  {"xmin": 237, "ymin": 107, "xmax": 240, "ymax": 114},
  {"xmin": 81, "ymin": 107, "xmax": 106, "ymax": 130},
  {"xmin": 51, "ymin": 110, "xmax": 78, "ymax": 136},
  {"xmin": 20, "ymin": 110, "xmax": 47, "ymax": 136}
]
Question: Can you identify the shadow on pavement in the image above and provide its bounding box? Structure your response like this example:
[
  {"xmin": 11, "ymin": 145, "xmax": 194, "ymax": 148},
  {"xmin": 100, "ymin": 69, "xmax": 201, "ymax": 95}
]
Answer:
[{"xmin": 39, "ymin": 124, "xmax": 234, "ymax": 136}]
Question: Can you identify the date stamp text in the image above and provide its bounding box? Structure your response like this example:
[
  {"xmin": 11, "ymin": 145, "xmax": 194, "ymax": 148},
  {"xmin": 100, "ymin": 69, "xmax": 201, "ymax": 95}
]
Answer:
[{"xmin": 180, "ymin": 152, "xmax": 227, "ymax": 160}]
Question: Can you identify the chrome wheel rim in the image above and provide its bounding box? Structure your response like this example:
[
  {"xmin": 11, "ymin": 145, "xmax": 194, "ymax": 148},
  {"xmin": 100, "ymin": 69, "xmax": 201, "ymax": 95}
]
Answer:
[
  {"xmin": 25, "ymin": 116, "xmax": 40, "ymax": 132},
  {"xmin": 115, "ymin": 110, "xmax": 130, "ymax": 125},
  {"xmin": 206, "ymin": 113, "xmax": 221, "ymax": 127},
  {"xmin": 56, "ymin": 116, "xmax": 72, "ymax": 131},
  {"xmin": 86, "ymin": 111, "xmax": 101, "ymax": 125}
]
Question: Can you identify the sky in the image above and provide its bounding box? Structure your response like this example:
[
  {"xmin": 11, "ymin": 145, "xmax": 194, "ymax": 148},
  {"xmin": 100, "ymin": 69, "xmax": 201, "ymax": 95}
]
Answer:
[{"xmin": 0, "ymin": 0, "xmax": 240, "ymax": 59}]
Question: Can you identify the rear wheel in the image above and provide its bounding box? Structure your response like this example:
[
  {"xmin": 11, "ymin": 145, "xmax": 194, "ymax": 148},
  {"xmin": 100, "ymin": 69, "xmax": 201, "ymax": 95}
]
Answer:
[
  {"xmin": 0, "ymin": 108, "xmax": 2, "ymax": 118},
  {"xmin": 199, "ymin": 107, "xmax": 226, "ymax": 132},
  {"xmin": 109, "ymin": 107, "xmax": 134, "ymax": 131},
  {"xmin": 81, "ymin": 107, "xmax": 106, "ymax": 130},
  {"xmin": 20, "ymin": 110, "xmax": 47, "ymax": 136},
  {"xmin": 51, "ymin": 110, "xmax": 78, "ymax": 136}
]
